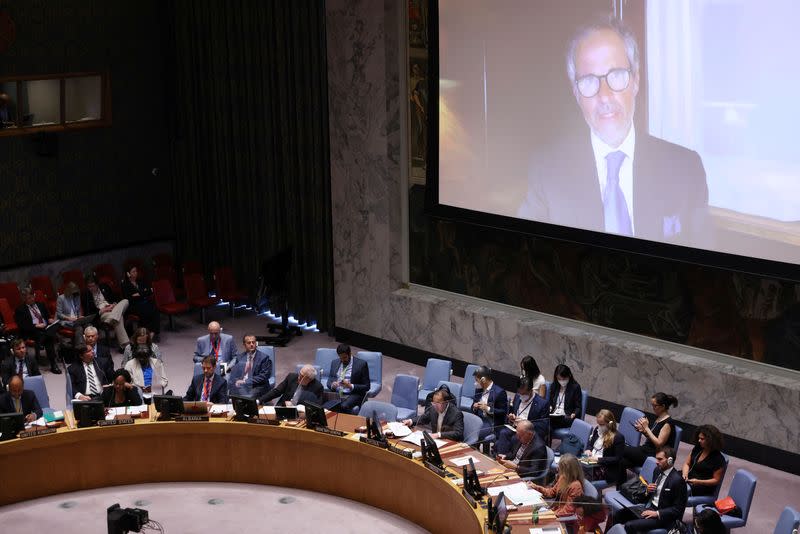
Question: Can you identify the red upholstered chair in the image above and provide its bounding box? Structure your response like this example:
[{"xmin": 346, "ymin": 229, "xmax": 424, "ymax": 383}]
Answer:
[
  {"xmin": 151, "ymin": 253, "xmax": 175, "ymax": 268},
  {"xmin": 184, "ymin": 273, "xmax": 220, "ymax": 323},
  {"xmin": 182, "ymin": 260, "xmax": 203, "ymax": 276},
  {"xmin": 152, "ymin": 279, "xmax": 190, "ymax": 330},
  {"xmin": 213, "ymin": 266, "xmax": 249, "ymax": 318},
  {"xmin": 60, "ymin": 270, "xmax": 86, "ymax": 291},
  {"xmin": 154, "ymin": 264, "xmax": 184, "ymax": 299},
  {"xmin": 30, "ymin": 276, "xmax": 58, "ymax": 312},
  {"xmin": 0, "ymin": 297, "xmax": 18, "ymax": 334},
  {"xmin": 32, "ymin": 289, "xmax": 57, "ymax": 318},
  {"xmin": 123, "ymin": 258, "xmax": 149, "ymax": 281},
  {"xmin": 0, "ymin": 282, "xmax": 22, "ymax": 310},
  {"xmin": 92, "ymin": 263, "xmax": 120, "ymax": 294}
]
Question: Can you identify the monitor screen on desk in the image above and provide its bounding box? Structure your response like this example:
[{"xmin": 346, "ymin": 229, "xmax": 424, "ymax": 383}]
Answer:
[
  {"xmin": 367, "ymin": 410, "xmax": 385, "ymax": 441},
  {"xmin": 302, "ymin": 401, "xmax": 328, "ymax": 429},
  {"xmin": 230, "ymin": 395, "xmax": 258, "ymax": 421},
  {"xmin": 421, "ymin": 430, "xmax": 444, "ymax": 468},
  {"xmin": 493, "ymin": 491, "xmax": 508, "ymax": 533},
  {"xmin": 0, "ymin": 412, "xmax": 25, "ymax": 441},
  {"xmin": 73, "ymin": 400, "xmax": 105, "ymax": 428},
  {"xmin": 153, "ymin": 395, "xmax": 185, "ymax": 418}
]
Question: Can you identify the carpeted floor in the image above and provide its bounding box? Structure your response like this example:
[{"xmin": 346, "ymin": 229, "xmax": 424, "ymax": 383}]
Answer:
[{"xmin": 13, "ymin": 305, "xmax": 800, "ymax": 532}]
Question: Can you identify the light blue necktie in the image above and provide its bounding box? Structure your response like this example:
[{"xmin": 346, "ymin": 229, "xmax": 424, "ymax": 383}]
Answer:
[{"xmin": 603, "ymin": 151, "xmax": 632, "ymax": 236}]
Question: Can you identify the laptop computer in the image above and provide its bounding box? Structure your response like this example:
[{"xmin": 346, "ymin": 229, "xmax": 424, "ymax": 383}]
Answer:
[{"xmin": 613, "ymin": 498, "xmax": 646, "ymax": 519}]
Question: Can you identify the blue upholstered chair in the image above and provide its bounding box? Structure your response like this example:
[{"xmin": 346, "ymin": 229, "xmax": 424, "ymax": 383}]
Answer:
[
  {"xmin": 551, "ymin": 418, "xmax": 592, "ymax": 470},
  {"xmin": 695, "ymin": 469, "xmax": 757, "ymax": 531},
  {"xmin": 618, "ymin": 406, "xmax": 645, "ymax": 446},
  {"xmin": 418, "ymin": 358, "xmax": 452, "ymax": 404},
  {"xmin": 26, "ymin": 375, "xmax": 50, "ymax": 410},
  {"xmin": 634, "ymin": 424, "xmax": 683, "ymax": 475},
  {"xmin": 358, "ymin": 400, "xmax": 397, "ymax": 423},
  {"xmin": 258, "ymin": 345, "xmax": 276, "ymax": 389},
  {"xmin": 459, "ymin": 364, "xmax": 481, "ymax": 411},
  {"xmin": 436, "ymin": 380, "xmax": 462, "ymax": 405},
  {"xmin": 462, "ymin": 411, "xmax": 483, "ymax": 446},
  {"xmin": 356, "ymin": 351, "xmax": 382, "ymax": 398},
  {"xmin": 314, "ymin": 348, "xmax": 340, "ymax": 391},
  {"xmin": 523, "ymin": 446, "xmax": 554, "ymax": 485},
  {"xmin": 391, "ymin": 374, "xmax": 419, "ymax": 421},
  {"xmin": 773, "ymin": 506, "xmax": 800, "ymax": 534}
]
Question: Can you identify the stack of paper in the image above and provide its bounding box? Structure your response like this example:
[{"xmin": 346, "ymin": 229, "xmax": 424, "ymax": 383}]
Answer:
[
  {"xmin": 487, "ymin": 482, "xmax": 544, "ymax": 507},
  {"xmin": 386, "ymin": 421, "xmax": 412, "ymax": 437},
  {"xmin": 400, "ymin": 430, "xmax": 447, "ymax": 448},
  {"xmin": 209, "ymin": 404, "xmax": 233, "ymax": 415}
]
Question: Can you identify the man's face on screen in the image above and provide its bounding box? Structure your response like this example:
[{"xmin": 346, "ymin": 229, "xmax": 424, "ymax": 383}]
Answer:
[{"xmin": 573, "ymin": 29, "xmax": 638, "ymax": 148}]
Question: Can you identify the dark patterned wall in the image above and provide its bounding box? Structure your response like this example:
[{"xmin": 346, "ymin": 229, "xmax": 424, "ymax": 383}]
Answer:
[
  {"xmin": 0, "ymin": 0, "xmax": 173, "ymax": 268},
  {"xmin": 409, "ymin": 184, "xmax": 800, "ymax": 372}
]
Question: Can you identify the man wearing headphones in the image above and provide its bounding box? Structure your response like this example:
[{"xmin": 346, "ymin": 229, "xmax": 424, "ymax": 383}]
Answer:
[{"xmin": 617, "ymin": 446, "xmax": 688, "ymax": 532}]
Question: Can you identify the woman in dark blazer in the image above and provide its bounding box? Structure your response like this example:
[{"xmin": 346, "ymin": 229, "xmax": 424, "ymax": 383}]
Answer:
[
  {"xmin": 121, "ymin": 266, "xmax": 161, "ymax": 338},
  {"xmin": 583, "ymin": 408, "xmax": 625, "ymax": 484},
  {"xmin": 102, "ymin": 369, "xmax": 143, "ymax": 407},
  {"xmin": 548, "ymin": 364, "xmax": 582, "ymax": 430}
]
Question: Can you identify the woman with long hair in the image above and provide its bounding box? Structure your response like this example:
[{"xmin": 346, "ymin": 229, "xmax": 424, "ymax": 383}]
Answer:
[
  {"xmin": 519, "ymin": 355, "xmax": 547, "ymax": 398},
  {"xmin": 548, "ymin": 364, "xmax": 582, "ymax": 430},
  {"xmin": 584, "ymin": 408, "xmax": 625, "ymax": 484},
  {"xmin": 682, "ymin": 424, "xmax": 725, "ymax": 497},
  {"xmin": 527, "ymin": 453, "xmax": 585, "ymax": 517}
]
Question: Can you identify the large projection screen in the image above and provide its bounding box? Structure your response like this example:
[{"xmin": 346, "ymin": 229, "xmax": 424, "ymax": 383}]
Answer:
[{"xmin": 434, "ymin": 0, "xmax": 800, "ymax": 278}]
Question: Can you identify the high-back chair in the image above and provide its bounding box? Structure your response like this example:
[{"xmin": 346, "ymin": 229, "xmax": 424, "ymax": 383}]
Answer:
[{"xmin": 418, "ymin": 358, "xmax": 452, "ymax": 404}]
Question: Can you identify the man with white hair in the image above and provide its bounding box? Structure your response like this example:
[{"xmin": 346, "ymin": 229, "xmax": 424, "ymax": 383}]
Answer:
[
  {"xmin": 82, "ymin": 326, "xmax": 115, "ymax": 382},
  {"xmin": 194, "ymin": 321, "xmax": 237, "ymax": 364},
  {"xmin": 258, "ymin": 364, "xmax": 324, "ymax": 406}
]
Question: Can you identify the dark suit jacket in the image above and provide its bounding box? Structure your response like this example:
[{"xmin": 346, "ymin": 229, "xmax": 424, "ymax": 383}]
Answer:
[
  {"xmin": 82, "ymin": 284, "xmax": 120, "ymax": 317},
  {"xmin": 102, "ymin": 386, "xmax": 143, "ymax": 407},
  {"xmin": 587, "ymin": 428, "xmax": 625, "ymax": 483},
  {"xmin": 68, "ymin": 360, "xmax": 109, "ymax": 399},
  {"xmin": 87, "ymin": 345, "xmax": 115, "ymax": 384},
  {"xmin": 1, "ymin": 355, "xmax": 40, "ymax": 385},
  {"xmin": 510, "ymin": 432, "xmax": 548, "ymax": 478},
  {"xmin": 184, "ymin": 373, "xmax": 228, "ymax": 404},
  {"xmin": 472, "ymin": 382, "xmax": 509, "ymax": 430},
  {"xmin": 510, "ymin": 392, "xmax": 549, "ymax": 439},
  {"xmin": 518, "ymin": 133, "xmax": 711, "ymax": 246},
  {"xmin": 548, "ymin": 381, "xmax": 582, "ymax": 418},
  {"xmin": 228, "ymin": 351, "xmax": 272, "ymax": 390},
  {"xmin": 0, "ymin": 389, "xmax": 43, "ymax": 418},
  {"xmin": 649, "ymin": 467, "xmax": 688, "ymax": 523},
  {"xmin": 414, "ymin": 402, "xmax": 464, "ymax": 441},
  {"xmin": 326, "ymin": 357, "xmax": 370, "ymax": 397},
  {"xmin": 14, "ymin": 302, "xmax": 52, "ymax": 337},
  {"xmin": 258, "ymin": 373, "xmax": 324, "ymax": 406}
]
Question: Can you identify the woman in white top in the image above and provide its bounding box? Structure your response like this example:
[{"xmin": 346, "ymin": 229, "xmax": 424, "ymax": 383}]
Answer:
[
  {"xmin": 519, "ymin": 355, "xmax": 546, "ymax": 398},
  {"xmin": 124, "ymin": 346, "xmax": 168, "ymax": 398},
  {"xmin": 122, "ymin": 327, "xmax": 163, "ymax": 364}
]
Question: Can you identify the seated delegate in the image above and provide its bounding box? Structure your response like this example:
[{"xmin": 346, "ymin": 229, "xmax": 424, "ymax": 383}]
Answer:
[
  {"xmin": 402, "ymin": 387, "xmax": 464, "ymax": 441},
  {"xmin": 326, "ymin": 344, "xmax": 370, "ymax": 413},
  {"xmin": 527, "ymin": 453, "xmax": 584, "ymax": 517},
  {"xmin": 471, "ymin": 365, "xmax": 508, "ymax": 442},
  {"xmin": 0, "ymin": 375, "xmax": 43, "ymax": 422},
  {"xmin": 583, "ymin": 408, "xmax": 625, "ymax": 485},
  {"xmin": 681, "ymin": 424, "xmax": 726, "ymax": 497},
  {"xmin": 258, "ymin": 364, "xmax": 323, "ymax": 406},
  {"xmin": 184, "ymin": 356, "xmax": 228, "ymax": 404},
  {"xmin": 496, "ymin": 419, "xmax": 547, "ymax": 478},
  {"xmin": 102, "ymin": 369, "xmax": 143, "ymax": 407},
  {"xmin": 495, "ymin": 376, "xmax": 549, "ymax": 456},
  {"xmin": 124, "ymin": 347, "xmax": 169, "ymax": 399},
  {"xmin": 548, "ymin": 364, "xmax": 582, "ymax": 431},
  {"xmin": 619, "ymin": 392, "xmax": 678, "ymax": 482}
]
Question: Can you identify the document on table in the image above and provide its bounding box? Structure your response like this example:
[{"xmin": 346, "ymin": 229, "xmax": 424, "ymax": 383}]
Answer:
[
  {"xmin": 450, "ymin": 455, "xmax": 481, "ymax": 467},
  {"xmin": 529, "ymin": 528, "xmax": 561, "ymax": 534},
  {"xmin": 105, "ymin": 405, "xmax": 148, "ymax": 419},
  {"xmin": 386, "ymin": 421, "xmax": 412, "ymax": 437},
  {"xmin": 400, "ymin": 430, "xmax": 447, "ymax": 448},
  {"xmin": 209, "ymin": 404, "xmax": 233, "ymax": 415},
  {"xmin": 487, "ymin": 481, "xmax": 544, "ymax": 507}
]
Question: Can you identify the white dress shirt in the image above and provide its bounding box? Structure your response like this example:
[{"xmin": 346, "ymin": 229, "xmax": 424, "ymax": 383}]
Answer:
[{"xmin": 590, "ymin": 125, "xmax": 637, "ymax": 233}]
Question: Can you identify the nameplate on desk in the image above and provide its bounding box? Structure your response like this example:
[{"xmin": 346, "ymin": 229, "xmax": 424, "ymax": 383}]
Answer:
[
  {"xmin": 424, "ymin": 461, "xmax": 447, "ymax": 477},
  {"xmin": 175, "ymin": 415, "xmax": 209, "ymax": 422},
  {"xmin": 388, "ymin": 444, "xmax": 413, "ymax": 459},
  {"xmin": 98, "ymin": 418, "xmax": 134, "ymax": 427},
  {"xmin": 359, "ymin": 436, "xmax": 388, "ymax": 449},
  {"xmin": 314, "ymin": 425, "xmax": 346, "ymax": 437},
  {"xmin": 247, "ymin": 418, "xmax": 280, "ymax": 426},
  {"xmin": 461, "ymin": 489, "xmax": 477, "ymax": 508},
  {"xmin": 18, "ymin": 427, "xmax": 57, "ymax": 439}
]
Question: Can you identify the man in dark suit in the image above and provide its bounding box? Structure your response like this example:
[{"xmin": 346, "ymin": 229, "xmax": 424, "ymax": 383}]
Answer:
[
  {"xmin": 497, "ymin": 420, "xmax": 547, "ymax": 479},
  {"xmin": 517, "ymin": 19, "xmax": 711, "ymax": 247},
  {"xmin": 617, "ymin": 447, "xmax": 688, "ymax": 533},
  {"xmin": 0, "ymin": 375, "xmax": 43, "ymax": 422},
  {"xmin": 258, "ymin": 364, "xmax": 324, "ymax": 406},
  {"xmin": 82, "ymin": 326, "xmax": 115, "ymax": 383},
  {"xmin": 14, "ymin": 287, "xmax": 61, "ymax": 374},
  {"xmin": 227, "ymin": 334, "xmax": 272, "ymax": 399},
  {"xmin": 326, "ymin": 344, "xmax": 370, "ymax": 413},
  {"xmin": 69, "ymin": 345, "xmax": 109, "ymax": 401},
  {"xmin": 184, "ymin": 356, "xmax": 228, "ymax": 404},
  {"xmin": 1, "ymin": 338, "xmax": 40, "ymax": 385},
  {"xmin": 471, "ymin": 365, "xmax": 509, "ymax": 441},
  {"xmin": 402, "ymin": 387, "xmax": 464, "ymax": 441},
  {"xmin": 495, "ymin": 377, "xmax": 549, "ymax": 456}
]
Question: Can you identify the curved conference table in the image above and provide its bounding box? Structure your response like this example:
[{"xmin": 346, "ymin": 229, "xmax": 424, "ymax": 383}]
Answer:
[{"xmin": 0, "ymin": 412, "xmax": 487, "ymax": 533}]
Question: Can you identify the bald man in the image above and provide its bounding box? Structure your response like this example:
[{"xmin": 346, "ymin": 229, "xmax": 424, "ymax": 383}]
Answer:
[
  {"xmin": 193, "ymin": 321, "xmax": 236, "ymax": 364},
  {"xmin": 258, "ymin": 364, "xmax": 324, "ymax": 406},
  {"xmin": 0, "ymin": 376, "xmax": 43, "ymax": 423}
]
